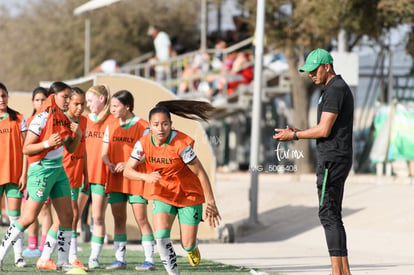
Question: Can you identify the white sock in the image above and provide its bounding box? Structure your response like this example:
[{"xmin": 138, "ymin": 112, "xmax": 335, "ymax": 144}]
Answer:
[
  {"xmin": 157, "ymin": 238, "xmax": 179, "ymax": 274},
  {"xmin": 142, "ymin": 240, "xmax": 155, "ymax": 263},
  {"xmin": 0, "ymin": 222, "xmax": 24, "ymax": 262},
  {"xmin": 8, "ymin": 216, "xmax": 23, "ymax": 262},
  {"xmin": 40, "ymin": 229, "xmax": 57, "ymax": 261},
  {"xmin": 90, "ymin": 241, "xmax": 103, "ymax": 261},
  {"xmin": 69, "ymin": 233, "xmax": 78, "ymax": 263},
  {"xmin": 114, "ymin": 241, "xmax": 127, "ymax": 263},
  {"xmin": 57, "ymin": 229, "xmax": 72, "ymax": 267}
]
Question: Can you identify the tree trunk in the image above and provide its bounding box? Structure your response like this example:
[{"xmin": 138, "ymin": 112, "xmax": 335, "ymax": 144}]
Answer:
[{"xmin": 284, "ymin": 47, "xmax": 314, "ymax": 173}]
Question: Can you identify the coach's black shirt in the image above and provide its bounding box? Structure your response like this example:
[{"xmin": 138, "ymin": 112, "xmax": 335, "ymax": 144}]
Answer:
[{"xmin": 317, "ymin": 75, "xmax": 354, "ymax": 163}]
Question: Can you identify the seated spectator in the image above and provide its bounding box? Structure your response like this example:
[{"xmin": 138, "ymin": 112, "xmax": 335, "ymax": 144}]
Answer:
[
  {"xmin": 90, "ymin": 59, "xmax": 120, "ymax": 74},
  {"xmin": 210, "ymin": 39, "xmax": 227, "ymax": 72},
  {"xmin": 206, "ymin": 50, "xmax": 253, "ymax": 99},
  {"xmin": 177, "ymin": 46, "xmax": 211, "ymax": 95}
]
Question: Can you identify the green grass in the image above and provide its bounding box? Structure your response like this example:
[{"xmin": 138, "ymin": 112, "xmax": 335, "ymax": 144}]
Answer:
[{"xmin": 0, "ymin": 229, "xmax": 279, "ymax": 274}]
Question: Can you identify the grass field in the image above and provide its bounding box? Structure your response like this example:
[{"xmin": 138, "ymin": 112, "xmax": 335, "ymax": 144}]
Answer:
[{"xmin": 0, "ymin": 228, "xmax": 278, "ymax": 274}]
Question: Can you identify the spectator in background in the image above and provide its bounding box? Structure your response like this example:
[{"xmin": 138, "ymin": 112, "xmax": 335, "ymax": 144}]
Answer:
[
  {"xmin": 171, "ymin": 36, "xmax": 186, "ymax": 56},
  {"xmin": 177, "ymin": 42, "xmax": 211, "ymax": 95},
  {"xmin": 90, "ymin": 59, "xmax": 120, "ymax": 74},
  {"xmin": 210, "ymin": 39, "xmax": 227, "ymax": 72},
  {"xmin": 205, "ymin": 49, "xmax": 253, "ymax": 99},
  {"xmin": 147, "ymin": 25, "xmax": 172, "ymax": 82}
]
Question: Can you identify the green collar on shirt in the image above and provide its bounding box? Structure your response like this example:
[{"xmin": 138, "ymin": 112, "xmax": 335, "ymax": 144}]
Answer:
[
  {"xmin": 90, "ymin": 113, "xmax": 98, "ymax": 122},
  {"xmin": 151, "ymin": 131, "xmax": 172, "ymax": 147},
  {"xmin": 120, "ymin": 115, "xmax": 135, "ymax": 129},
  {"xmin": 0, "ymin": 113, "xmax": 9, "ymax": 120}
]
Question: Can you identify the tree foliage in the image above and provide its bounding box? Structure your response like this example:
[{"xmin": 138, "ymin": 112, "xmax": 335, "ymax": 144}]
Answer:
[
  {"xmin": 243, "ymin": 0, "xmax": 414, "ymax": 172},
  {"xmin": 0, "ymin": 0, "xmax": 200, "ymax": 91}
]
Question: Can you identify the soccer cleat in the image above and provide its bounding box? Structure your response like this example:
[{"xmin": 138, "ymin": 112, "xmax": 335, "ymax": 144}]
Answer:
[
  {"xmin": 187, "ymin": 246, "xmax": 201, "ymax": 267},
  {"xmin": 135, "ymin": 261, "xmax": 155, "ymax": 271},
  {"xmin": 71, "ymin": 259, "xmax": 89, "ymax": 271},
  {"xmin": 15, "ymin": 258, "xmax": 27, "ymax": 268},
  {"xmin": 106, "ymin": 260, "xmax": 126, "ymax": 270},
  {"xmin": 36, "ymin": 258, "xmax": 57, "ymax": 270},
  {"xmin": 88, "ymin": 258, "xmax": 99, "ymax": 269},
  {"xmin": 23, "ymin": 248, "xmax": 42, "ymax": 258}
]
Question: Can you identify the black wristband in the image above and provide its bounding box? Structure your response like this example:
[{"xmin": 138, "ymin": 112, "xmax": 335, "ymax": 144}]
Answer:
[{"xmin": 293, "ymin": 131, "xmax": 299, "ymax": 140}]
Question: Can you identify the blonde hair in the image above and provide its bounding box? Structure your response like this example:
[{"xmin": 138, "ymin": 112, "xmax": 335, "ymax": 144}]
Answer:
[{"xmin": 86, "ymin": 84, "xmax": 111, "ymax": 124}]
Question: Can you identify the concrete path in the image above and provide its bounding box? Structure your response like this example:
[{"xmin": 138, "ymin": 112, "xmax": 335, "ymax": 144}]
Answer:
[{"xmin": 181, "ymin": 172, "xmax": 414, "ymax": 275}]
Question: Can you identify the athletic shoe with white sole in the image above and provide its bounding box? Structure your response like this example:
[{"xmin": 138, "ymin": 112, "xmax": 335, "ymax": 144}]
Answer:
[
  {"xmin": 88, "ymin": 258, "xmax": 99, "ymax": 269},
  {"xmin": 22, "ymin": 248, "xmax": 41, "ymax": 258},
  {"xmin": 135, "ymin": 261, "xmax": 155, "ymax": 271},
  {"xmin": 106, "ymin": 260, "xmax": 126, "ymax": 270}
]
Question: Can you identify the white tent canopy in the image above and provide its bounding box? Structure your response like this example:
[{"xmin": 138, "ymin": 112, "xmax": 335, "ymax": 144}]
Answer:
[{"xmin": 74, "ymin": 0, "xmax": 121, "ymax": 15}]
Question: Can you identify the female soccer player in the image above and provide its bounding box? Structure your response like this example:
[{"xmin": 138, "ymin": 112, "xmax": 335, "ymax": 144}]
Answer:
[
  {"xmin": 82, "ymin": 84, "xmax": 116, "ymax": 269},
  {"xmin": 0, "ymin": 82, "xmax": 28, "ymax": 268},
  {"xmin": 0, "ymin": 81, "xmax": 82, "ymax": 272},
  {"xmin": 23, "ymin": 87, "xmax": 53, "ymax": 258},
  {"xmin": 102, "ymin": 90, "xmax": 155, "ymax": 271},
  {"xmin": 36, "ymin": 87, "xmax": 89, "ymax": 271},
  {"xmin": 64, "ymin": 87, "xmax": 89, "ymax": 269},
  {"xmin": 124, "ymin": 100, "xmax": 221, "ymax": 275}
]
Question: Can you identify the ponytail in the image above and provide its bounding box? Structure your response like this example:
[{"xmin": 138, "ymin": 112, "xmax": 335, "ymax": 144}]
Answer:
[
  {"xmin": 150, "ymin": 100, "xmax": 215, "ymax": 122},
  {"xmin": 6, "ymin": 106, "xmax": 18, "ymax": 121}
]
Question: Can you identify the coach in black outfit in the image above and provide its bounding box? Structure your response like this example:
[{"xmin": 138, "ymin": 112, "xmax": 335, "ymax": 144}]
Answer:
[{"xmin": 273, "ymin": 48, "xmax": 353, "ymax": 275}]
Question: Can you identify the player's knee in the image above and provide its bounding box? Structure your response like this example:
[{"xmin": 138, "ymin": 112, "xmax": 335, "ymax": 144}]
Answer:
[{"xmin": 181, "ymin": 238, "xmax": 196, "ymax": 250}]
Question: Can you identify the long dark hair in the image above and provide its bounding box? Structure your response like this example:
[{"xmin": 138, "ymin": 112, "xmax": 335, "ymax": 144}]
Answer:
[
  {"xmin": 31, "ymin": 87, "xmax": 48, "ymax": 116},
  {"xmin": 112, "ymin": 90, "xmax": 134, "ymax": 113},
  {"xmin": 48, "ymin": 81, "xmax": 71, "ymax": 96},
  {"xmin": 0, "ymin": 82, "xmax": 18, "ymax": 121},
  {"xmin": 149, "ymin": 100, "xmax": 215, "ymax": 122}
]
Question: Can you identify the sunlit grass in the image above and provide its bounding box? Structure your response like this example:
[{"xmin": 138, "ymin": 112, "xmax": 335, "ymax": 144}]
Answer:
[{"xmin": 0, "ymin": 226, "xmax": 278, "ymax": 274}]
